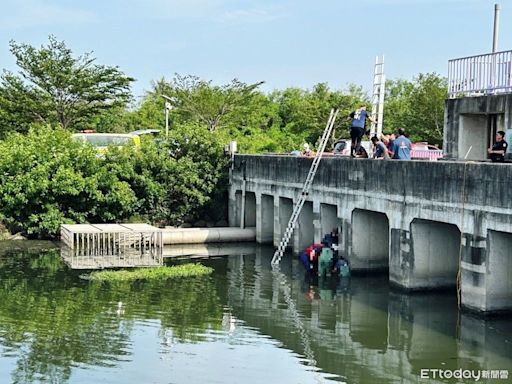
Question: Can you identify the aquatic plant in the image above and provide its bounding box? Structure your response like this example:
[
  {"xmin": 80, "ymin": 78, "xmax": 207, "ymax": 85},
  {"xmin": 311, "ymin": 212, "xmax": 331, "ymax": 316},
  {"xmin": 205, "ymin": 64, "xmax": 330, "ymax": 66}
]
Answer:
[{"xmin": 87, "ymin": 264, "xmax": 213, "ymax": 282}]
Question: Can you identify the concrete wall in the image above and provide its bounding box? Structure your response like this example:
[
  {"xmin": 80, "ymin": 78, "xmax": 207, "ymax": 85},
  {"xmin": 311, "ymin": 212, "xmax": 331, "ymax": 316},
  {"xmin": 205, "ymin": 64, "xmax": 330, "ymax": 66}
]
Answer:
[
  {"xmin": 244, "ymin": 192, "xmax": 256, "ymax": 227},
  {"xmin": 320, "ymin": 203, "xmax": 339, "ymax": 240},
  {"xmin": 277, "ymin": 197, "xmax": 293, "ymax": 248},
  {"xmin": 407, "ymin": 219, "xmax": 460, "ymax": 289},
  {"xmin": 258, "ymin": 194, "xmax": 274, "ymax": 244},
  {"xmin": 458, "ymin": 114, "xmax": 489, "ymax": 161},
  {"xmin": 230, "ymin": 154, "xmax": 512, "ymax": 313},
  {"xmin": 444, "ymin": 94, "xmax": 512, "ymax": 160},
  {"xmin": 485, "ymin": 230, "xmax": 512, "ymax": 312},
  {"xmin": 296, "ymin": 201, "xmax": 314, "ymax": 251},
  {"xmin": 351, "ymin": 209, "xmax": 389, "ymax": 270}
]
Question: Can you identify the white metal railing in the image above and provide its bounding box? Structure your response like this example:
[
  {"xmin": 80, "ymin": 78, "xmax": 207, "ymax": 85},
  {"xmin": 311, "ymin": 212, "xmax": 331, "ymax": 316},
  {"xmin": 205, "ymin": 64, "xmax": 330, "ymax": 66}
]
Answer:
[{"xmin": 448, "ymin": 50, "xmax": 512, "ymax": 98}]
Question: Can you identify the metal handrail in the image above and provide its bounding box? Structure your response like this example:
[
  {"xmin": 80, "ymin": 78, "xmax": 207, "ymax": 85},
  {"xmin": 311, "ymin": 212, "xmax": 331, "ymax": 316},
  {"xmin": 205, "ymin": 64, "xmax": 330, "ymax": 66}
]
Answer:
[
  {"xmin": 448, "ymin": 50, "xmax": 512, "ymax": 98},
  {"xmin": 448, "ymin": 49, "xmax": 512, "ymax": 62}
]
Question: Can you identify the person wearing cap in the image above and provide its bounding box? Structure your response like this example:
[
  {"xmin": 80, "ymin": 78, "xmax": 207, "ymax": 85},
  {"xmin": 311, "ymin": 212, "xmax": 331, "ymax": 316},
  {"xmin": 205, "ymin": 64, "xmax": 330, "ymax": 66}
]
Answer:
[
  {"xmin": 488, "ymin": 130, "xmax": 508, "ymax": 162},
  {"xmin": 302, "ymin": 143, "xmax": 315, "ymax": 157}
]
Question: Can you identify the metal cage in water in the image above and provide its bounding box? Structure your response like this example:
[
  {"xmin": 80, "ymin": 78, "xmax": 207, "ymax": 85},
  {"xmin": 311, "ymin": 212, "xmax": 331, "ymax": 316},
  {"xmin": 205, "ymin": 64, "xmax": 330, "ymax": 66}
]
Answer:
[{"xmin": 60, "ymin": 223, "xmax": 163, "ymax": 269}]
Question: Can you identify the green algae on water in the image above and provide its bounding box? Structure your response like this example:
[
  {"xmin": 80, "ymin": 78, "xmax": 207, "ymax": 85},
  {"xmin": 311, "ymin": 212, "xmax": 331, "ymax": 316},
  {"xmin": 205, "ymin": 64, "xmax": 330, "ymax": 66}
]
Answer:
[{"xmin": 86, "ymin": 264, "xmax": 213, "ymax": 282}]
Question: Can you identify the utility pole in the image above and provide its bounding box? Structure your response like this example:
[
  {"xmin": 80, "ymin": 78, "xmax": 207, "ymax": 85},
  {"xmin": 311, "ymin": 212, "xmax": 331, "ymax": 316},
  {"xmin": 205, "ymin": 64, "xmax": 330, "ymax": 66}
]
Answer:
[
  {"xmin": 492, "ymin": 3, "xmax": 500, "ymax": 53},
  {"xmin": 160, "ymin": 94, "xmax": 174, "ymax": 138}
]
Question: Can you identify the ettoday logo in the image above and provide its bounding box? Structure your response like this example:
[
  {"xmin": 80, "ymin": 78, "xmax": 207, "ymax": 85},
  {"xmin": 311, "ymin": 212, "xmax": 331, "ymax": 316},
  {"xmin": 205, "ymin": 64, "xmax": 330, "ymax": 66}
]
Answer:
[{"xmin": 420, "ymin": 369, "xmax": 509, "ymax": 381}]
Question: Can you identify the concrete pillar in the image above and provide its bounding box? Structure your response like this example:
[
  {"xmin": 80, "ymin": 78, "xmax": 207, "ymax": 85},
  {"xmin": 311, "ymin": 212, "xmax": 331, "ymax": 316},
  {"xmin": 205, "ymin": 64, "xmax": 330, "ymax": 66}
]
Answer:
[
  {"xmin": 393, "ymin": 219, "xmax": 460, "ymax": 290},
  {"xmin": 350, "ymin": 209, "xmax": 389, "ymax": 270},
  {"xmin": 389, "ymin": 228, "xmax": 411, "ymax": 287},
  {"xmin": 484, "ymin": 230, "xmax": 512, "ymax": 311},
  {"xmin": 313, "ymin": 201, "xmax": 322, "ymax": 244},
  {"xmin": 320, "ymin": 203, "xmax": 339, "ymax": 241},
  {"xmin": 339, "ymin": 217, "xmax": 351, "ymax": 259},
  {"xmin": 273, "ymin": 194, "xmax": 280, "ymax": 247},
  {"xmin": 257, "ymin": 194, "xmax": 274, "ymax": 244},
  {"xmin": 244, "ymin": 192, "xmax": 256, "ymax": 228},
  {"xmin": 295, "ymin": 201, "xmax": 314, "ymax": 253},
  {"xmin": 229, "ymin": 190, "xmax": 242, "ymax": 227},
  {"xmin": 277, "ymin": 197, "xmax": 293, "ymax": 248},
  {"xmin": 460, "ymin": 234, "xmax": 487, "ymax": 312}
]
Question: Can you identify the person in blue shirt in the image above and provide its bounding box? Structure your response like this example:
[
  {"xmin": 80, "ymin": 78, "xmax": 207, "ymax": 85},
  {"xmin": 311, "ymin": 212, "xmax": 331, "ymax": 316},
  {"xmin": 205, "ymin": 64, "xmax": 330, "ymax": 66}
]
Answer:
[
  {"xmin": 391, "ymin": 128, "xmax": 412, "ymax": 160},
  {"xmin": 349, "ymin": 106, "xmax": 376, "ymax": 158},
  {"xmin": 371, "ymin": 136, "xmax": 389, "ymax": 159}
]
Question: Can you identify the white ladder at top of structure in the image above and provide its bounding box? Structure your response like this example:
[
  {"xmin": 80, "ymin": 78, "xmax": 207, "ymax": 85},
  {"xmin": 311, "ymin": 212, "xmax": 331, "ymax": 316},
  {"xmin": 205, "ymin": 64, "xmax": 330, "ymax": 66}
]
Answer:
[
  {"xmin": 370, "ymin": 55, "xmax": 385, "ymax": 138},
  {"xmin": 270, "ymin": 109, "xmax": 339, "ymax": 266}
]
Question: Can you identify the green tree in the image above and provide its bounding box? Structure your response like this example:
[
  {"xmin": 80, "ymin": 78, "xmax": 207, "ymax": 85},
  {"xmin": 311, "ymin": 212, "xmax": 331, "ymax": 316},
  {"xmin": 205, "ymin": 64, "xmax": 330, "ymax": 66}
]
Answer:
[
  {"xmin": 384, "ymin": 73, "xmax": 447, "ymax": 146},
  {"xmin": 271, "ymin": 83, "xmax": 368, "ymax": 148},
  {"xmin": 0, "ymin": 126, "xmax": 137, "ymax": 238},
  {"xmin": 103, "ymin": 122, "xmax": 228, "ymax": 225},
  {"xmin": 160, "ymin": 74, "xmax": 265, "ymax": 132},
  {"xmin": 0, "ymin": 36, "xmax": 134, "ymax": 136}
]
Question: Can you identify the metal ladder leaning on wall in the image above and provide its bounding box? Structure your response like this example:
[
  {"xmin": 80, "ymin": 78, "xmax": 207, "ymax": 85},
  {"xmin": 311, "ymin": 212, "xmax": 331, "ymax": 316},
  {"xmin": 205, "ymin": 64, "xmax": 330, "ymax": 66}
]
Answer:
[
  {"xmin": 369, "ymin": 55, "xmax": 385, "ymax": 138},
  {"xmin": 271, "ymin": 108, "xmax": 339, "ymax": 266}
]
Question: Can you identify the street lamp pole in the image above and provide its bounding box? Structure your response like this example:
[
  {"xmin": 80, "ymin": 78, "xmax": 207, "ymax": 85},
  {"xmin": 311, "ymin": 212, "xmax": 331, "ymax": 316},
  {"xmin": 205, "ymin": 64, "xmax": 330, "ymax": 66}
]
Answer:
[{"xmin": 160, "ymin": 95, "xmax": 174, "ymax": 138}]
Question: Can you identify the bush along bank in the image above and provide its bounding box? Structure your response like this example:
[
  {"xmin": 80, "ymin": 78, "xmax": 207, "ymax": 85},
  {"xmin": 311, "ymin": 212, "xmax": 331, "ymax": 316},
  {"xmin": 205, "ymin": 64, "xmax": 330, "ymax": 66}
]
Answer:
[{"xmin": 0, "ymin": 124, "xmax": 228, "ymax": 239}]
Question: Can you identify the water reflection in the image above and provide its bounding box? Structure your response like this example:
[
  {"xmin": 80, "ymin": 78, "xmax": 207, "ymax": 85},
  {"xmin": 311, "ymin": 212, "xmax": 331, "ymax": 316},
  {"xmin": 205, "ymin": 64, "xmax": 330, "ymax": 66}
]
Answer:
[
  {"xmin": 223, "ymin": 249, "xmax": 512, "ymax": 383},
  {"xmin": 0, "ymin": 244, "xmax": 510, "ymax": 384},
  {"xmin": 0, "ymin": 247, "xmax": 223, "ymax": 383}
]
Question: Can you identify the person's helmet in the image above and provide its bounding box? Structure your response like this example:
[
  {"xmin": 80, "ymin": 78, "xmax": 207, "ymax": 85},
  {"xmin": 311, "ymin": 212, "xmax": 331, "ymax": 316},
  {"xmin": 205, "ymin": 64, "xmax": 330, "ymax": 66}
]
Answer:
[{"xmin": 303, "ymin": 143, "xmax": 310, "ymax": 151}]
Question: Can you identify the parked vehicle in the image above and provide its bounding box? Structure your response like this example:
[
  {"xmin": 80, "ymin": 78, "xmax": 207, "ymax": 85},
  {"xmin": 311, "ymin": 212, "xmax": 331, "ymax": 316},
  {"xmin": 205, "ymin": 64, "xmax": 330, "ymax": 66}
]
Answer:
[
  {"xmin": 330, "ymin": 140, "xmax": 371, "ymax": 157},
  {"xmin": 72, "ymin": 133, "xmax": 141, "ymax": 153},
  {"xmin": 410, "ymin": 142, "xmax": 443, "ymax": 160},
  {"xmin": 130, "ymin": 129, "xmax": 160, "ymax": 137}
]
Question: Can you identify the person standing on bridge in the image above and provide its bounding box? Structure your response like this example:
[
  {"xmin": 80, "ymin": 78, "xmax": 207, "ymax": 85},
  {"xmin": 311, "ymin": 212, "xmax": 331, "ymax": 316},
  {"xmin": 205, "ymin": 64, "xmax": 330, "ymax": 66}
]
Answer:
[
  {"xmin": 391, "ymin": 128, "xmax": 412, "ymax": 160},
  {"xmin": 348, "ymin": 106, "xmax": 376, "ymax": 158},
  {"xmin": 488, "ymin": 130, "xmax": 508, "ymax": 162}
]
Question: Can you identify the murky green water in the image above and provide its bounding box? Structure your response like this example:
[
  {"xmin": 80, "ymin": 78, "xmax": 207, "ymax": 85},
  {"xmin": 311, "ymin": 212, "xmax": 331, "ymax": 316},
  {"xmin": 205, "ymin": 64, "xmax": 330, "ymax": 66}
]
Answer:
[{"xmin": 0, "ymin": 242, "xmax": 511, "ymax": 384}]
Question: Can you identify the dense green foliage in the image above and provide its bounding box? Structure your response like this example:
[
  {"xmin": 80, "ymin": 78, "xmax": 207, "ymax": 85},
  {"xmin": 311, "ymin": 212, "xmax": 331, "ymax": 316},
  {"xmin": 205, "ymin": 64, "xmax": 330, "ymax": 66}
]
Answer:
[
  {"xmin": 0, "ymin": 124, "xmax": 226, "ymax": 238},
  {"xmin": 384, "ymin": 73, "xmax": 447, "ymax": 146},
  {"xmin": 128, "ymin": 74, "xmax": 447, "ymax": 153},
  {"xmin": 87, "ymin": 264, "xmax": 213, "ymax": 282},
  {"xmin": 0, "ymin": 36, "xmax": 448, "ymax": 237},
  {"xmin": 0, "ymin": 126, "xmax": 136, "ymax": 237}
]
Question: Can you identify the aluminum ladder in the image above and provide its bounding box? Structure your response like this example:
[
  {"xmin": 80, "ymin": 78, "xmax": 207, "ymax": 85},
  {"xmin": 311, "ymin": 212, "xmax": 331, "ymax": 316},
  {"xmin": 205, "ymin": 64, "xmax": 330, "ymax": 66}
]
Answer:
[
  {"xmin": 271, "ymin": 108, "xmax": 339, "ymax": 266},
  {"xmin": 370, "ymin": 55, "xmax": 385, "ymax": 138}
]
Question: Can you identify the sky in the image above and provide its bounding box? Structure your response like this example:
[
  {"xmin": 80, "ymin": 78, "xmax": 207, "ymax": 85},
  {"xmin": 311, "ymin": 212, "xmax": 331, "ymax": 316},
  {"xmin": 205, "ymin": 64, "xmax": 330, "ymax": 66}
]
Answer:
[{"xmin": 0, "ymin": 0, "xmax": 511, "ymax": 99}]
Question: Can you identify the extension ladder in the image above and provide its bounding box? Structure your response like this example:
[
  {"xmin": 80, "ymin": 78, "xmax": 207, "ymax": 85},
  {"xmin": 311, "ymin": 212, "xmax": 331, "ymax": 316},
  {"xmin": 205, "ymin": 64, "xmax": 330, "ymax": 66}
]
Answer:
[
  {"xmin": 271, "ymin": 109, "xmax": 339, "ymax": 265},
  {"xmin": 370, "ymin": 55, "xmax": 385, "ymax": 138}
]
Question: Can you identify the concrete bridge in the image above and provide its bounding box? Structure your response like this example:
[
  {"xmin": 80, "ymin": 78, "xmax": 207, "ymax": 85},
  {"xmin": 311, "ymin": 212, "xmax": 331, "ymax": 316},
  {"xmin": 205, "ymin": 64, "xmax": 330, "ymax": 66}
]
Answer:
[{"xmin": 228, "ymin": 155, "xmax": 512, "ymax": 313}]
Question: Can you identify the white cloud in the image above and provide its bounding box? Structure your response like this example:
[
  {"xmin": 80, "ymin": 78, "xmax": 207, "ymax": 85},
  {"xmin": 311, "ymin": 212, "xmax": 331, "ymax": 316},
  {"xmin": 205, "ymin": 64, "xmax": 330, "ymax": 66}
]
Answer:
[{"xmin": 0, "ymin": 0, "xmax": 97, "ymax": 30}]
